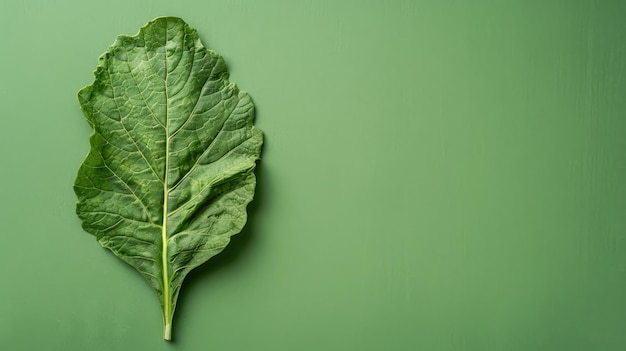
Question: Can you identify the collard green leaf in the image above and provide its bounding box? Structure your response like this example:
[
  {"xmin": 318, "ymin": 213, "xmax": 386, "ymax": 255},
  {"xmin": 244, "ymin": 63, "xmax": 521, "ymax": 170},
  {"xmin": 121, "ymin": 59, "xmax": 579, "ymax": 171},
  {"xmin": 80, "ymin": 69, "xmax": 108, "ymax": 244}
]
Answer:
[{"xmin": 74, "ymin": 17, "xmax": 263, "ymax": 340}]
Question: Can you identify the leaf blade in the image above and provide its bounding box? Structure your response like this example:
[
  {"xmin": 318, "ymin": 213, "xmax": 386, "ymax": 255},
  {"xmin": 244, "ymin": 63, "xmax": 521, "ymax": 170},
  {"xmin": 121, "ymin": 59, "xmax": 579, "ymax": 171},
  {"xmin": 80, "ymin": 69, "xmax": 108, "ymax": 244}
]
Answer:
[{"xmin": 74, "ymin": 16, "xmax": 263, "ymax": 341}]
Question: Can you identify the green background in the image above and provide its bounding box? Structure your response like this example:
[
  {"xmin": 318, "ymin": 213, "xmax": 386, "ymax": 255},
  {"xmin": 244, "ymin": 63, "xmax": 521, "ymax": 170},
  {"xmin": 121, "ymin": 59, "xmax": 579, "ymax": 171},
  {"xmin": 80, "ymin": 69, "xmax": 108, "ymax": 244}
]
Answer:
[{"xmin": 1, "ymin": 0, "xmax": 625, "ymax": 350}]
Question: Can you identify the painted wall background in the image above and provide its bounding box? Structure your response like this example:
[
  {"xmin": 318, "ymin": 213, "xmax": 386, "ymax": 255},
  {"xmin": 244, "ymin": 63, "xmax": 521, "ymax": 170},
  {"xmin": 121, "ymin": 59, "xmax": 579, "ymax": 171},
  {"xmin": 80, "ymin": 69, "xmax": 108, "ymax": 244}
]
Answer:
[{"xmin": 1, "ymin": 1, "xmax": 625, "ymax": 350}]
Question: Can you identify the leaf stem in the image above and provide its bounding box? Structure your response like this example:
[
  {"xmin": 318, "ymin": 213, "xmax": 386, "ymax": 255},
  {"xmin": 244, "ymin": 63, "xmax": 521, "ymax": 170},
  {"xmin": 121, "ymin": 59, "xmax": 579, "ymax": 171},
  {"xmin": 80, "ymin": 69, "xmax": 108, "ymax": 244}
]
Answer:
[
  {"xmin": 162, "ymin": 292, "xmax": 173, "ymax": 340},
  {"xmin": 164, "ymin": 321, "xmax": 172, "ymax": 341}
]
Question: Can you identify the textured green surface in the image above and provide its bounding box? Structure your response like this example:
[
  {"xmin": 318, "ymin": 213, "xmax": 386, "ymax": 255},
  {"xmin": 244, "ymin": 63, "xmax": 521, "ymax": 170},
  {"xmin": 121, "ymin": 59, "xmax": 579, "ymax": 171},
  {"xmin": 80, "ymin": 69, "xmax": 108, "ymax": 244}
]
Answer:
[
  {"xmin": 1, "ymin": 1, "xmax": 626, "ymax": 350},
  {"xmin": 74, "ymin": 17, "xmax": 262, "ymax": 340}
]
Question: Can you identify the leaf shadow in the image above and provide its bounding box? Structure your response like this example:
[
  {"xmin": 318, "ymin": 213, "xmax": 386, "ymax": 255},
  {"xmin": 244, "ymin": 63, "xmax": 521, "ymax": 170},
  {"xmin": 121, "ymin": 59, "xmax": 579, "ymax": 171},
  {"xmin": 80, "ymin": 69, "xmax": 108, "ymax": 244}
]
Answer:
[{"xmin": 170, "ymin": 138, "xmax": 268, "ymax": 342}]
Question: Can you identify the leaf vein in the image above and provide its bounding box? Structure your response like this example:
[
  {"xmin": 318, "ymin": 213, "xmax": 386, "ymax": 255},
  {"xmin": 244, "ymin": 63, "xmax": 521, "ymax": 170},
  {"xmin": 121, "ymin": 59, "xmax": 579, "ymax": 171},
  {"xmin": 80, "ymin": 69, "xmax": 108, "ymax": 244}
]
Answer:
[
  {"xmin": 169, "ymin": 94, "xmax": 242, "ymax": 192},
  {"xmin": 123, "ymin": 46, "xmax": 166, "ymax": 129},
  {"xmin": 102, "ymin": 69, "xmax": 165, "ymax": 184},
  {"xmin": 94, "ymin": 151, "xmax": 156, "ymax": 224}
]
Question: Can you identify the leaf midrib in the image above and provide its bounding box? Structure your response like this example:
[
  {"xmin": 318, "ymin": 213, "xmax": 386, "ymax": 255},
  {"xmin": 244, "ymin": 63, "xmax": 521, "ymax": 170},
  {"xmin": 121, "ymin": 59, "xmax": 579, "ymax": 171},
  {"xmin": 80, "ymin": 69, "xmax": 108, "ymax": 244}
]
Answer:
[{"xmin": 160, "ymin": 21, "xmax": 172, "ymax": 336}]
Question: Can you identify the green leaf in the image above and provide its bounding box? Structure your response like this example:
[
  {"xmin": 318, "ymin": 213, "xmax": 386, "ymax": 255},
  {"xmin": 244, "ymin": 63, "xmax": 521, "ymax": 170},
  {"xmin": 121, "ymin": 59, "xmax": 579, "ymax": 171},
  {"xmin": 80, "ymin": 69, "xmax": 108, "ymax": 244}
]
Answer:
[{"xmin": 74, "ymin": 17, "xmax": 263, "ymax": 341}]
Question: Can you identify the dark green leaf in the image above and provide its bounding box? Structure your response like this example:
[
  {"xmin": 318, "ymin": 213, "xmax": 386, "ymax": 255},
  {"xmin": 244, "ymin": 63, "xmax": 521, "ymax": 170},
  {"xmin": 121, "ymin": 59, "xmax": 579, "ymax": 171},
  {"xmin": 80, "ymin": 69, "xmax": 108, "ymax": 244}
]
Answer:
[{"xmin": 74, "ymin": 16, "xmax": 263, "ymax": 340}]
